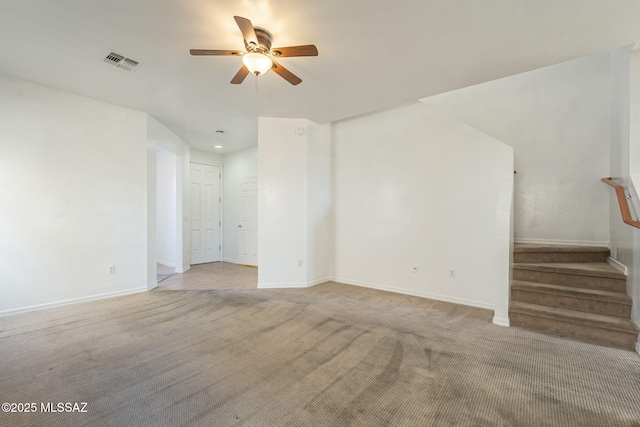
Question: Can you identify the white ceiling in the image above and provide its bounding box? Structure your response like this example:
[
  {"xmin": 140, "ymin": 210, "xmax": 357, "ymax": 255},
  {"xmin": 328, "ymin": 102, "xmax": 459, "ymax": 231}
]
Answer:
[{"xmin": 2, "ymin": 0, "xmax": 640, "ymax": 153}]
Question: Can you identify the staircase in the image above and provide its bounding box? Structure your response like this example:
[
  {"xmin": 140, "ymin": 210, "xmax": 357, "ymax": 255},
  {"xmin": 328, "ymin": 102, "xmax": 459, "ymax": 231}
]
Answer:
[{"xmin": 509, "ymin": 244, "xmax": 638, "ymax": 350}]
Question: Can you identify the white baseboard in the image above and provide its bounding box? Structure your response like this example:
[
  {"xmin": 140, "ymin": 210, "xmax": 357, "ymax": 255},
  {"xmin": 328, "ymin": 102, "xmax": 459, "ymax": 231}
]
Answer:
[
  {"xmin": 175, "ymin": 266, "xmax": 190, "ymax": 274},
  {"xmin": 258, "ymin": 282, "xmax": 313, "ymax": 289},
  {"xmin": 223, "ymin": 258, "xmax": 240, "ymax": 264},
  {"xmin": 492, "ymin": 316, "xmax": 510, "ymax": 327},
  {"xmin": 607, "ymin": 257, "xmax": 628, "ymax": 275},
  {"xmin": 332, "ymin": 277, "xmax": 494, "ymax": 311},
  {"xmin": 148, "ymin": 281, "xmax": 158, "ymax": 291},
  {"xmin": 258, "ymin": 276, "xmax": 494, "ymax": 312},
  {"xmin": 308, "ymin": 277, "xmax": 332, "ymax": 286},
  {"xmin": 157, "ymin": 261, "xmax": 176, "ymax": 268},
  {"xmin": 258, "ymin": 277, "xmax": 331, "ymax": 289},
  {"xmin": 0, "ymin": 286, "xmax": 149, "ymax": 318},
  {"xmin": 514, "ymin": 238, "xmax": 609, "ymax": 247}
]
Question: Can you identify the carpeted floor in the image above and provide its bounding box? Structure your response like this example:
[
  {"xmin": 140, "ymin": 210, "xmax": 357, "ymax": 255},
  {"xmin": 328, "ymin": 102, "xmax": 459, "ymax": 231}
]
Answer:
[{"xmin": 1, "ymin": 266, "xmax": 640, "ymax": 426}]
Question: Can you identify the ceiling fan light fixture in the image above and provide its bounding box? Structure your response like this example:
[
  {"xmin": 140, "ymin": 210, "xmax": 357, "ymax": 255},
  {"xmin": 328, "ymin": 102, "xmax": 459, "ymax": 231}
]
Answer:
[
  {"xmin": 190, "ymin": 16, "xmax": 317, "ymax": 85},
  {"xmin": 242, "ymin": 52, "xmax": 272, "ymax": 76}
]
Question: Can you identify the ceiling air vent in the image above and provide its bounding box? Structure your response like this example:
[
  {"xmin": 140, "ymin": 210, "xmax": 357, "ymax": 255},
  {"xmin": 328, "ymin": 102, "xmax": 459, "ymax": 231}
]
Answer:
[{"xmin": 104, "ymin": 51, "xmax": 140, "ymax": 71}]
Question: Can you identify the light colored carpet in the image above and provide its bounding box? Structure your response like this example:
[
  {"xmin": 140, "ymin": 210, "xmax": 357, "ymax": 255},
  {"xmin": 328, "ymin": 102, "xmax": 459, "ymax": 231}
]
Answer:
[{"xmin": 1, "ymin": 279, "xmax": 640, "ymax": 426}]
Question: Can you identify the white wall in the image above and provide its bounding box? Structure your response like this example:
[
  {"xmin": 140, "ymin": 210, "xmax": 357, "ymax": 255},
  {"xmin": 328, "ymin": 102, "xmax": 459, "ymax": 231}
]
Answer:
[
  {"xmin": 257, "ymin": 118, "xmax": 332, "ymax": 288},
  {"xmin": 332, "ymin": 102, "xmax": 513, "ymax": 311},
  {"xmin": 146, "ymin": 132, "xmax": 157, "ymax": 287},
  {"xmin": 629, "ymin": 48, "xmax": 640, "ymax": 176},
  {"xmin": 307, "ymin": 122, "xmax": 333, "ymax": 284},
  {"xmin": 622, "ymin": 46, "xmax": 640, "ymax": 331},
  {"xmin": 156, "ymin": 147, "xmax": 177, "ymax": 267},
  {"xmin": 628, "ymin": 50, "xmax": 640, "ymax": 332},
  {"xmin": 258, "ymin": 118, "xmax": 309, "ymax": 287},
  {"xmin": 610, "ymin": 47, "xmax": 634, "ymax": 270},
  {"xmin": 0, "ymin": 75, "xmax": 149, "ymax": 315},
  {"xmin": 191, "ymin": 149, "xmax": 223, "ymax": 166},
  {"xmin": 422, "ymin": 52, "xmax": 611, "ymax": 246},
  {"xmin": 222, "ymin": 147, "xmax": 258, "ymax": 263}
]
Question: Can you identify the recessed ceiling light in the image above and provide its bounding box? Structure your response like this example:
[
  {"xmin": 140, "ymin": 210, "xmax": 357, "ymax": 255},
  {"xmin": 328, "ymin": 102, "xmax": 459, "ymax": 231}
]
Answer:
[
  {"xmin": 215, "ymin": 130, "xmax": 224, "ymax": 134},
  {"xmin": 214, "ymin": 145, "xmax": 223, "ymax": 149}
]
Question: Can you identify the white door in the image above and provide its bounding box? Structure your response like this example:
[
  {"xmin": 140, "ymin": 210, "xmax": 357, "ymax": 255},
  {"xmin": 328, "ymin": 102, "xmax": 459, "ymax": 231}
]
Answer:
[
  {"xmin": 191, "ymin": 163, "xmax": 221, "ymax": 264},
  {"xmin": 239, "ymin": 176, "xmax": 258, "ymax": 266}
]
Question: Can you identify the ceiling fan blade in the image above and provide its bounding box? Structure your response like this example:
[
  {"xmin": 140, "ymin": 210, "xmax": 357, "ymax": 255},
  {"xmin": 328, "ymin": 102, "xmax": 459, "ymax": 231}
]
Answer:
[
  {"xmin": 231, "ymin": 65, "xmax": 250, "ymax": 84},
  {"xmin": 190, "ymin": 49, "xmax": 242, "ymax": 56},
  {"xmin": 271, "ymin": 45, "xmax": 318, "ymax": 57},
  {"xmin": 271, "ymin": 60, "xmax": 302, "ymax": 85},
  {"xmin": 234, "ymin": 16, "xmax": 259, "ymax": 49}
]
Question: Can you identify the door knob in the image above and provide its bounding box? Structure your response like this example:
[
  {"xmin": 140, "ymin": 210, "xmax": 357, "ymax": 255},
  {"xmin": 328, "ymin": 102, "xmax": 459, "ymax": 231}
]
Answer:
[{"xmin": 238, "ymin": 225, "xmax": 242, "ymax": 228}]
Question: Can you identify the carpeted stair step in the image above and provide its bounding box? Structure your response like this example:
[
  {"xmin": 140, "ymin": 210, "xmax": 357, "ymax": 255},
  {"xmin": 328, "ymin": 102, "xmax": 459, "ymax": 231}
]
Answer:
[
  {"xmin": 514, "ymin": 244, "xmax": 609, "ymax": 263},
  {"xmin": 513, "ymin": 263, "xmax": 626, "ymax": 293},
  {"xmin": 510, "ymin": 301, "xmax": 638, "ymax": 350},
  {"xmin": 511, "ymin": 280, "xmax": 631, "ymax": 318}
]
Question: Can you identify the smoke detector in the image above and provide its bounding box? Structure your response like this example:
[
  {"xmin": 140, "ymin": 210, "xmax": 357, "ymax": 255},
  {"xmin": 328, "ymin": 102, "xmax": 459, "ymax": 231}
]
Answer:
[{"xmin": 104, "ymin": 51, "xmax": 140, "ymax": 71}]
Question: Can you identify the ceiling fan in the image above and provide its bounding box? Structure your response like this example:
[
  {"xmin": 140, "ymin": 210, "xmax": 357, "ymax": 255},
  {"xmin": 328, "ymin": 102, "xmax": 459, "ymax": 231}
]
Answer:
[{"xmin": 190, "ymin": 16, "xmax": 318, "ymax": 86}]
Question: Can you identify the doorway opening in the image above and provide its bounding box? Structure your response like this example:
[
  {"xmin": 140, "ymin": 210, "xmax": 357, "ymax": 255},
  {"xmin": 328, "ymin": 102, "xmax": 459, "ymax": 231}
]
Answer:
[{"xmin": 156, "ymin": 146, "xmax": 177, "ymax": 282}]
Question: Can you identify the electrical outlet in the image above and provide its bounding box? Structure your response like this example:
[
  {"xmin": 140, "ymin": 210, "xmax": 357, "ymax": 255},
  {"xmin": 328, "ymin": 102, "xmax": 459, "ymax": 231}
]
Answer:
[
  {"xmin": 449, "ymin": 269, "xmax": 456, "ymax": 278},
  {"xmin": 298, "ymin": 260, "xmax": 303, "ymax": 267},
  {"xmin": 412, "ymin": 265, "xmax": 418, "ymax": 273},
  {"xmin": 108, "ymin": 265, "xmax": 116, "ymax": 275}
]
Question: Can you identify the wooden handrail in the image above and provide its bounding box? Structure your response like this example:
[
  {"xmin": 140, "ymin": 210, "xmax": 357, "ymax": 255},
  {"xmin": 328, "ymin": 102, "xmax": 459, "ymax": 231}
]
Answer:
[{"xmin": 602, "ymin": 177, "xmax": 640, "ymax": 229}]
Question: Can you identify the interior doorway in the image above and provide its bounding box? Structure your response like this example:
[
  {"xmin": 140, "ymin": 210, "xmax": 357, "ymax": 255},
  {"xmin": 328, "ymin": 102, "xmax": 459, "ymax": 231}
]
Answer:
[
  {"xmin": 156, "ymin": 146, "xmax": 178, "ymax": 280},
  {"xmin": 239, "ymin": 176, "xmax": 258, "ymax": 266},
  {"xmin": 190, "ymin": 162, "xmax": 221, "ymax": 264}
]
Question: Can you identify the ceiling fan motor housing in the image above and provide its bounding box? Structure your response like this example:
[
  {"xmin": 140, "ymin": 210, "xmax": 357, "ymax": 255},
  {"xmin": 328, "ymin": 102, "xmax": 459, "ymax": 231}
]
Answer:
[{"xmin": 246, "ymin": 27, "xmax": 273, "ymax": 53}]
